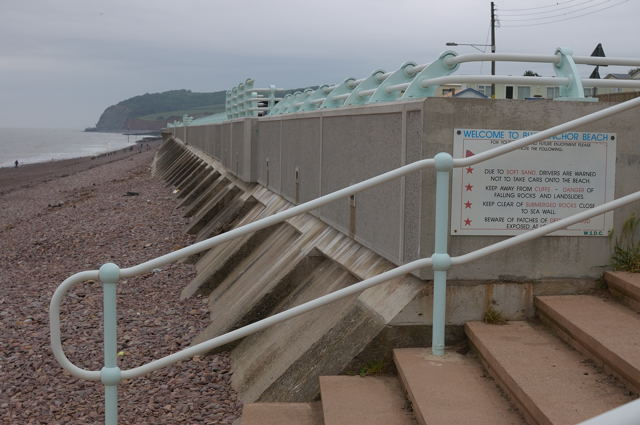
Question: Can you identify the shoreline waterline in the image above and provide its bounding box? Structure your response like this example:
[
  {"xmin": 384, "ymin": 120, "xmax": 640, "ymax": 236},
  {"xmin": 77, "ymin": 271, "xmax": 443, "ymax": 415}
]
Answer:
[
  {"xmin": 0, "ymin": 139, "xmax": 162, "ymax": 195},
  {"xmin": 0, "ymin": 128, "xmax": 158, "ymax": 168}
]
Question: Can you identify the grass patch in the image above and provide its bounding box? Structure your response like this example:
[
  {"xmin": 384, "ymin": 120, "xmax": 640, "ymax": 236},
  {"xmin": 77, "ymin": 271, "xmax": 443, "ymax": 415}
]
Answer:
[
  {"xmin": 483, "ymin": 307, "xmax": 507, "ymax": 325},
  {"xmin": 358, "ymin": 360, "xmax": 385, "ymax": 377},
  {"xmin": 345, "ymin": 359, "xmax": 387, "ymax": 377},
  {"xmin": 609, "ymin": 214, "xmax": 640, "ymax": 273}
]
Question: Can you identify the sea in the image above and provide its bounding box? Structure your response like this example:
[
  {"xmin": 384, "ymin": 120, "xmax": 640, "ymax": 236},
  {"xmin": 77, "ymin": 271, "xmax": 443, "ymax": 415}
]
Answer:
[{"xmin": 0, "ymin": 128, "xmax": 143, "ymax": 168}]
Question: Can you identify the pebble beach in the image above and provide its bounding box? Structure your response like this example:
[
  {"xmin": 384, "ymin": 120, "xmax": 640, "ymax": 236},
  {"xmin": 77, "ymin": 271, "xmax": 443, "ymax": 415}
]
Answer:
[{"xmin": 0, "ymin": 146, "xmax": 242, "ymax": 424}]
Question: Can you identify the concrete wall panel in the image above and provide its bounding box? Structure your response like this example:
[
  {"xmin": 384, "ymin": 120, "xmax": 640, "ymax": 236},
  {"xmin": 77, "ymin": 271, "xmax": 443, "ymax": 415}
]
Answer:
[
  {"xmin": 171, "ymin": 96, "xmax": 639, "ymax": 280},
  {"xmin": 403, "ymin": 110, "xmax": 423, "ymax": 263},
  {"xmin": 221, "ymin": 123, "xmax": 232, "ymax": 168},
  {"xmin": 213, "ymin": 125, "xmax": 222, "ymax": 158},
  {"xmin": 320, "ymin": 112, "xmax": 403, "ymax": 262},
  {"xmin": 280, "ymin": 118, "xmax": 322, "ymax": 204},
  {"xmin": 255, "ymin": 120, "xmax": 282, "ymax": 191},
  {"xmin": 420, "ymin": 98, "xmax": 640, "ymax": 280},
  {"xmin": 232, "ymin": 121, "xmax": 244, "ymax": 176}
]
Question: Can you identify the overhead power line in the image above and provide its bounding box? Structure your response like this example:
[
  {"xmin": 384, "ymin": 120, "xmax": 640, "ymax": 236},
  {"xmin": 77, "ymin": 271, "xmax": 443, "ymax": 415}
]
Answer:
[
  {"xmin": 479, "ymin": 22, "xmax": 492, "ymax": 74},
  {"xmin": 498, "ymin": 0, "xmax": 603, "ymax": 16},
  {"xmin": 499, "ymin": 0, "xmax": 629, "ymax": 27},
  {"xmin": 499, "ymin": 0, "xmax": 621, "ymax": 21},
  {"xmin": 499, "ymin": 0, "xmax": 581, "ymax": 12}
]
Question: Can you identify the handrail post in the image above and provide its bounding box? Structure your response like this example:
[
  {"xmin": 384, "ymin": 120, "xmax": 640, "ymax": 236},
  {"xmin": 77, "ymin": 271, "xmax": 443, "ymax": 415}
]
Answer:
[
  {"xmin": 268, "ymin": 84, "xmax": 276, "ymax": 114},
  {"xmin": 99, "ymin": 263, "xmax": 122, "ymax": 425},
  {"xmin": 432, "ymin": 153, "xmax": 453, "ymax": 356}
]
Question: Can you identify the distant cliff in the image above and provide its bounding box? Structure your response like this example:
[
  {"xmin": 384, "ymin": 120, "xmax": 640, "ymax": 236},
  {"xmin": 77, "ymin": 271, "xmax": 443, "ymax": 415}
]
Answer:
[
  {"xmin": 93, "ymin": 89, "xmax": 226, "ymax": 131},
  {"xmin": 92, "ymin": 86, "xmax": 318, "ymax": 132}
]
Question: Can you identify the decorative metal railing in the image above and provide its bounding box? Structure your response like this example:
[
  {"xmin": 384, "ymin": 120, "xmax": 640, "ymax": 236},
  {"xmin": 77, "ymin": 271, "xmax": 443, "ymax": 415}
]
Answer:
[
  {"xmin": 265, "ymin": 49, "xmax": 640, "ymax": 115},
  {"xmin": 164, "ymin": 48, "xmax": 640, "ymax": 127},
  {"xmin": 51, "ymin": 95, "xmax": 640, "ymax": 424},
  {"xmin": 225, "ymin": 78, "xmax": 282, "ymax": 119}
]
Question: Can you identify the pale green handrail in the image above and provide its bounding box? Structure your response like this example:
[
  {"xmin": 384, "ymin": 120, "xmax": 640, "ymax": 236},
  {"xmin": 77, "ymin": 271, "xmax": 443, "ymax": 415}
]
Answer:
[
  {"xmin": 169, "ymin": 49, "xmax": 640, "ymax": 127},
  {"xmin": 50, "ymin": 95, "xmax": 640, "ymax": 424}
]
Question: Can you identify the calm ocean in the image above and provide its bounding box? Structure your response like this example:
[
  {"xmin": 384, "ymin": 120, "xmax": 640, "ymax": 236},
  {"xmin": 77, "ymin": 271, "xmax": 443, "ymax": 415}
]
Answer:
[{"xmin": 0, "ymin": 128, "xmax": 139, "ymax": 168}]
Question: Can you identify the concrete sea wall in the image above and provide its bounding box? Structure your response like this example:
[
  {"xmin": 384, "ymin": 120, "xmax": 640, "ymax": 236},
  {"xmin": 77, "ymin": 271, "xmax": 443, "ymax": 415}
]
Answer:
[
  {"xmin": 176, "ymin": 98, "xmax": 640, "ymax": 281},
  {"xmin": 158, "ymin": 97, "xmax": 639, "ymax": 403}
]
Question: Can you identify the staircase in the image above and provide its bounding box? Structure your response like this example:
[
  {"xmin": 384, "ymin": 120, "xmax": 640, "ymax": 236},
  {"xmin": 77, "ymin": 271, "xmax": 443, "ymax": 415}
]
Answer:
[{"xmin": 240, "ymin": 272, "xmax": 640, "ymax": 425}]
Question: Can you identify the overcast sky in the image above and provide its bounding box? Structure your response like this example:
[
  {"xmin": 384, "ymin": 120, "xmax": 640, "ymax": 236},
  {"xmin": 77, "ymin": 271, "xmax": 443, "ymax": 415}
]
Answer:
[{"xmin": 1, "ymin": 0, "xmax": 638, "ymax": 129}]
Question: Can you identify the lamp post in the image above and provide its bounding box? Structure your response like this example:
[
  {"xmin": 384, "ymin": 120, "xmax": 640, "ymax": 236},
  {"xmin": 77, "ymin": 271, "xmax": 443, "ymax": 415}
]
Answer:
[
  {"xmin": 445, "ymin": 42, "xmax": 491, "ymax": 53},
  {"xmin": 446, "ymin": 42, "xmax": 495, "ymax": 97},
  {"xmin": 447, "ymin": 3, "xmax": 496, "ymax": 97}
]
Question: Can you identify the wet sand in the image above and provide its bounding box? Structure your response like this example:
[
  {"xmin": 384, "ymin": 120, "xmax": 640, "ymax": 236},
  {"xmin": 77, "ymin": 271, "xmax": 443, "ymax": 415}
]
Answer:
[{"xmin": 0, "ymin": 145, "xmax": 241, "ymax": 424}]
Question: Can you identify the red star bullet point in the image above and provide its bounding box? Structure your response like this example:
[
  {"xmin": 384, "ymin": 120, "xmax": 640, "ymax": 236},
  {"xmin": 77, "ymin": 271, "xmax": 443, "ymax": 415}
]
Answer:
[
  {"xmin": 464, "ymin": 218, "xmax": 472, "ymax": 226},
  {"xmin": 466, "ymin": 167, "xmax": 474, "ymax": 174},
  {"xmin": 464, "ymin": 201, "xmax": 472, "ymax": 209},
  {"xmin": 465, "ymin": 184, "xmax": 473, "ymax": 191}
]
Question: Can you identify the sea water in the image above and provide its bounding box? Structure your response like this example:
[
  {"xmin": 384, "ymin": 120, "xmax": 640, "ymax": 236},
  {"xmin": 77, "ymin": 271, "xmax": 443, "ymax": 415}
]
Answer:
[{"xmin": 0, "ymin": 128, "xmax": 139, "ymax": 168}]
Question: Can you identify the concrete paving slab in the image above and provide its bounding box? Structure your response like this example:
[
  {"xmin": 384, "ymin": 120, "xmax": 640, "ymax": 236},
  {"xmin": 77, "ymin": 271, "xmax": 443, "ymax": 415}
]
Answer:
[
  {"xmin": 466, "ymin": 321, "xmax": 634, "ymax": 425},
  {"xmin": 241, "ymin": 402, "xmax": 323, "ymax": 425},
  {"xmin": 393, "ymin": 348, "xmax": 525, "ymax": 425},
  {"xmin": 536, "ymin": 294, "xmax": 640, "ymax": 392},
  {"xmin": 319, "ymin": 376, "xmax": 415, "ymax": 425}
]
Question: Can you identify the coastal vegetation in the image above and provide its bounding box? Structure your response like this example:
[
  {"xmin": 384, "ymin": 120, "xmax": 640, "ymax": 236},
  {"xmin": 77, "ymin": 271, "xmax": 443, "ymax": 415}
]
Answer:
[
  {"xmin": 93, "ymin": 89, "xmax": 227, "ymax": 131},
  {"xmin": 610, "ymin": 214, "xmax": 640, "ymax": 273}
]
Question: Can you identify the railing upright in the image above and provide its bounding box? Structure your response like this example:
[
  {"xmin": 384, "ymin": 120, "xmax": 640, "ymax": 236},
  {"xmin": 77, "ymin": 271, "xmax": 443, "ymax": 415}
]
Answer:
[
  {"xmin": 431, "ymin": 153, "xmax": 454, "ymax": 355},
  {"xmin": 100, "ymin": 263, "xmax": 122, "ymax": 425}
]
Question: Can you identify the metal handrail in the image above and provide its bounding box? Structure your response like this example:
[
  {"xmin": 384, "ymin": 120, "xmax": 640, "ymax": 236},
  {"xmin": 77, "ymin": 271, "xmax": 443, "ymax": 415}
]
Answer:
[
  {"xmin": 443, "ymin": 52, "xmax": 640, "ymax": 67},
  {"xmin": 249, "ymin": 49, "xmax": 640, "ymax": 116},
  {"xmin": 50, "ymin": 95, "xmax": 640, "ymax": 424},
  {"xmin": 417, "ymin": 75, "xmax": 640, "ymax": 90},
  {"xmin": 51, "ymin": 190, "xmax": 640, "ymax": 380}
]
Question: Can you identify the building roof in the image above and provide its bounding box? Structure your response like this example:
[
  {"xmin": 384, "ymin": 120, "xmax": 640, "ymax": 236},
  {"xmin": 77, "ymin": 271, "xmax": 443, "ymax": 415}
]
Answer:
[
  {"xmin": 453, "ymin": 88, "xmax": 489, "ymax": 99},
  {"xmin": 604, "ymin": 73, "xmax": 634, "ymax": 80}
]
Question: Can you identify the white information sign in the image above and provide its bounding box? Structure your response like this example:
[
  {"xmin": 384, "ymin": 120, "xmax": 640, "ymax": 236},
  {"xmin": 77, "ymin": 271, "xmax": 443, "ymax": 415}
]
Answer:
[{"xmin": 451, "ymin": 128, "xmax": 616, "ymax": 236}]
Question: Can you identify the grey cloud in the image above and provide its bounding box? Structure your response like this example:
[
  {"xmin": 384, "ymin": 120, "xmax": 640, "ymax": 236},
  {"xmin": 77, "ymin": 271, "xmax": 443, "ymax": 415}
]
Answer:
[{"xmin": 1, "ymin": 0, "xmax": 638, "ymax": 128}]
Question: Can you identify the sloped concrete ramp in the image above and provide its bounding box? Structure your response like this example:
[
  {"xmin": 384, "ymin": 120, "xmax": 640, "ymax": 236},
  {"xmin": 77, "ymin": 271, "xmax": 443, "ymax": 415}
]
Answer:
[{"xmin": 154, "ymin": 137, "xmax": 425, "ymax": 402}]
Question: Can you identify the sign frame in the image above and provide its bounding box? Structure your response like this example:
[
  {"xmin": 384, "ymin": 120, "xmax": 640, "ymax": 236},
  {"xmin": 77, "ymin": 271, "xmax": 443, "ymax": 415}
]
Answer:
[{"xmin": 450, "ymin": 128, "xmax": 616, "ymax": 237}]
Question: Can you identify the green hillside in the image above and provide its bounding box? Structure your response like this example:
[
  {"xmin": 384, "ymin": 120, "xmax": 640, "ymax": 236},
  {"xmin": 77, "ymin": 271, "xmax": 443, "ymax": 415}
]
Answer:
[
  {"xmin": 94, "ymin": 89, "xmax": 227, "ymax": 131},
  {"xmin": 94, "ymin": 86, "xmax": 319, "ymax": 131}
]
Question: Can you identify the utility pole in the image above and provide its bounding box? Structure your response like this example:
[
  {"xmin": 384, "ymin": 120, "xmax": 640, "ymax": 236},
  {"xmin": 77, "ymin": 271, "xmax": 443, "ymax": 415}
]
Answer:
[{"xmin": 491, "ymin": 1, "xmax": 496, "ymax": 98}]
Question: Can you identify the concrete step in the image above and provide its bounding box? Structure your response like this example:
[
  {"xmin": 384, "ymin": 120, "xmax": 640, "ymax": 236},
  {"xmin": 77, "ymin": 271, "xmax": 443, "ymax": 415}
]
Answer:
[
  {"xmin": 466, "ymin": 321, "xmax": 634, "ymax": 425},
  {"xmin": 241, "ymin": 402, "xmax": 323, "ymax": 425},
  {"xmin": 605, "ymin": 271, "xmax": 640, "ymax": 310},
  {"xmin": 393, "ymin": 348, "xmax": 525, "ymax": 425},
  {"xmin": 536, "ymin": 294, "xmax": 640, "ymax": 393},
  {"xmin": 319, "ymin": 376, "xmax": 415, "ymax": 425}
]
